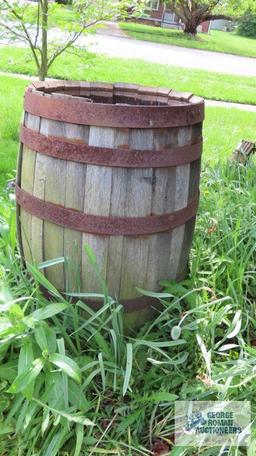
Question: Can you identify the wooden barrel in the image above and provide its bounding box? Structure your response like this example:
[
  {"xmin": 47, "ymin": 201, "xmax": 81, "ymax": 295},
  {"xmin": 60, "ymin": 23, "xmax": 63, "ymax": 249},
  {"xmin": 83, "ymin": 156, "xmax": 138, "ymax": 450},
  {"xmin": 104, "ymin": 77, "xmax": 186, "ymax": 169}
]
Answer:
[{"xmin": 16, "ymin": 82, "xmax": 204, "ymax": 327}]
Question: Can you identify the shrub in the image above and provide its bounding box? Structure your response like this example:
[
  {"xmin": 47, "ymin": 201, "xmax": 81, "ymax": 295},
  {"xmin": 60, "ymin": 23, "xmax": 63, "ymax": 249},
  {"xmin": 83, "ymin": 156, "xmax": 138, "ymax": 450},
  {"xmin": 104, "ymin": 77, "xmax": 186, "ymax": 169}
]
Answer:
[{"xmin": 237, "ymin": 10, "xmax": 256, "ymax": 38}]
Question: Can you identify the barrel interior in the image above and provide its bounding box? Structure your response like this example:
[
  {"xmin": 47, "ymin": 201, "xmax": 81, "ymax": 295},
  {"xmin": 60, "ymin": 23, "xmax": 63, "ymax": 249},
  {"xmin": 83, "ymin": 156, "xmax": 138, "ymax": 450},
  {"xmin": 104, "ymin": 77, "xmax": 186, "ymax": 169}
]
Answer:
[{"xmin": 35, "ymin": 82, "xmax": 196, "ymax": 106}]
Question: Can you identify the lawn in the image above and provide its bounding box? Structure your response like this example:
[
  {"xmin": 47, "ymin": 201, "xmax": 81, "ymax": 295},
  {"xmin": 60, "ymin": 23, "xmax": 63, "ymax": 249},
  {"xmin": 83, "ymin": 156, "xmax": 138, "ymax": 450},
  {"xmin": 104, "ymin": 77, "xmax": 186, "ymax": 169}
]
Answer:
[
  {"xmin": 0, "ymin": 77, "xmax": 28, "ymax": 190},
  {"xmin": 1, "ymin": 46, "xmax": 256, "ymax": 106},
  {"xmin": 0, "ymin": 74, "xmax": 256, "ymax": 454},
  {"xmin": 120, "ymin": 22, "xmax": 256, "ymax": 59}
]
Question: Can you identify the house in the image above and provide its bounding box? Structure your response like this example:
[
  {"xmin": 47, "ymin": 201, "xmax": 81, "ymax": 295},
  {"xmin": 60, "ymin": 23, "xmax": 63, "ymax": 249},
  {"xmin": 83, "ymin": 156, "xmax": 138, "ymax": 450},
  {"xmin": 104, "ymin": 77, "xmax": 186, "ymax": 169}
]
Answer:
[
  {"xmin": 137, "ymin": 1, "xmax": 211, "ymax": 33},
  {"xmin": 138, "ymin": 1, "xmax": 182, "ymax": 29}
]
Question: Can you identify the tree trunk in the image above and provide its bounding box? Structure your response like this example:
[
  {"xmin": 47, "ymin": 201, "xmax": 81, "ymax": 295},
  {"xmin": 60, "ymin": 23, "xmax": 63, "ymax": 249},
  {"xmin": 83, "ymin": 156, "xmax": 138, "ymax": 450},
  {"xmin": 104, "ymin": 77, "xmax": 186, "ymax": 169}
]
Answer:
[
  {"xmin": 38, "ymin": 65, "xmax": 48, "ymax": 81},
  {"xmin": 39, "ymin": 0, "xmax": 48, "ymax": 81},
  {"xmin": 183, "ymin": 20, "xmax": 199, "ymax": 35}
]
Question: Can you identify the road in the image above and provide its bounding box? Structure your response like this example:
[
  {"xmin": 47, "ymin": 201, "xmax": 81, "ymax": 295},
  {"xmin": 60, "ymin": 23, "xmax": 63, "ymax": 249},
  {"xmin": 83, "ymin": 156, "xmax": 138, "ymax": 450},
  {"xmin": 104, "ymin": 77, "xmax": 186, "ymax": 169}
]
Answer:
[
  {"xmin": 81, "ymin": 32, "xmax": 256, "ymax": 77},
  {"xmin": 1, "ymin": 22, "xmax": 256, "ymax": 77}
]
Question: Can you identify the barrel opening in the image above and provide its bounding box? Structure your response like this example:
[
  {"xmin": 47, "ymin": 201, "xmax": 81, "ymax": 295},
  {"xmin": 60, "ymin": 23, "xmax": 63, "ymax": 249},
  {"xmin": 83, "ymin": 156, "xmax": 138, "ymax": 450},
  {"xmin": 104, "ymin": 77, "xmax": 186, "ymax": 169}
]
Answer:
[{"xmin": 34, "ymin": 83, "xmax": 196, "ymax": 107}]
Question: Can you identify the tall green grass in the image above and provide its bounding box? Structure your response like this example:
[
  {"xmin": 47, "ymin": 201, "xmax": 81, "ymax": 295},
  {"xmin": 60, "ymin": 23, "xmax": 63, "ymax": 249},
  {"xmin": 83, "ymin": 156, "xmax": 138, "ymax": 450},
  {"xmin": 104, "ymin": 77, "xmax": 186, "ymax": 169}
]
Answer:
[
  {"xmin": 0, "ymin": 77, "xmax": 28, "ymax": 190},
  {"xmin": 0, "ymin": 159, "xmax": 255, "ymax": 455}
]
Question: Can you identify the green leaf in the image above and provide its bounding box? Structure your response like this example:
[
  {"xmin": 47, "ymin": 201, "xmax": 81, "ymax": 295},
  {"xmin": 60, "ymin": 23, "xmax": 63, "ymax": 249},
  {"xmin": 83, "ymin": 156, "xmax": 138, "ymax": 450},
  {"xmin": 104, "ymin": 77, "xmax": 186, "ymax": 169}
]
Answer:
[
  {"xmin": 8, "ymin": 358, "xmax": 45, "ymax": 394},
  {"xmin": 35, "ymin": 324, "xmax": 49, "ymax": 352},
  {"xmin": 171, "ymin": 325, "xmax": 182, "ymax": 340},
  {"xmin": 218, "ymin": 344, "xmax": 239, "ymax": 352},
  {"xmin": 57, "ymin": 338, "xmax": 68, "ymax": 408},
  {"xmin": 68, "ymin": 381, "xmax": 89, "ymax": 411},
  {"xmin": 134, "ymin": 339, "xmax": 187, "ymax": 349},
  {"xmin": 74, "ymin": 423, "xmax": 84, "ymax": 456},
  {"xmin": 32, "ymin": 303, "xmax": 67, "ymax": 321},
  {"xmin": 66, "ymin": 292, "xmax": 105, "ymax": 299},
  {"xmin": 44, "ymin": 324, "xmax": 57, "ymax": 353},
  {"xmin": 0, "ymin": 360, "xmax": 17, "ymax": 382},
  {"xmin": 0, "ymin": 421, "xmax": 15, "ymax": 435},
  {"xmin": 136, "ymin": 287, "xmax": 173, "ymax": 299},
  {"xmin": 137, "ymin": 392, "xmax": 178, "ymax": 403},
  {"xmin": 18, "ymin": 339, "xmax": 34, "ymax": 397},
  {"xmin": 83, "ymin": 244, "xmax": 109, "ymax": 297},
  {"xmin": 41, "ymin": 409, "xmax": 50, "ymax": 435},
  {"xmin": 45, "ymin": 372, "xmax": 65, "ymax": 410},
  {"xmin": 84, "ymin": 243, "xmax": 97, "ymax": 265},
  {"xmin": 49, "ymin": 353, "xmax": 81, "ymax": 384},
  {"xmin": 33, "ymin": 398, "xmax": 94, "ymax": 426},
  {"xmin": 9, "ymin": 303, "xmax": 24, "ymax": 323},
  {"xmin": 42, "ymin": 426, "xmax": 68, "ymax": 456},
  {"xmin": 196, "ymin": 334, "xmax": 211, "ymax": 376},
  {"xmin": 98, "ymin": 352, "xmax": 106, "ymax": 392},
  {"xmin": 27, "ymin": 264, "xmax": 62, "ymax": 298},
  {"xmin": 38, "ymin": 257, "xmax": 65, "ymax": 270},
  {"xmin": 116, "ymin": 409, "xmax": 141, "ymax": 434},
  {"xmin": 227, "ymin": 310, "xmax": 242, "ymax": 339},
  {"xmin": 122, "ymin": 343, "xmax": 133, "ymax": 396}
]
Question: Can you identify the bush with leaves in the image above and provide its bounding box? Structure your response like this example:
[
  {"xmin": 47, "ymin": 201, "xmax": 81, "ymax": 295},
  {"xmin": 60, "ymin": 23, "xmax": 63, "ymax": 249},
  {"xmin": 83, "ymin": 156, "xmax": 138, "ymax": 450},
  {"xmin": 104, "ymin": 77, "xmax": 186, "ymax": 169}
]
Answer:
[{"xmin": 237, "ymin": 10, "xmax": 256, "ymax": 38}]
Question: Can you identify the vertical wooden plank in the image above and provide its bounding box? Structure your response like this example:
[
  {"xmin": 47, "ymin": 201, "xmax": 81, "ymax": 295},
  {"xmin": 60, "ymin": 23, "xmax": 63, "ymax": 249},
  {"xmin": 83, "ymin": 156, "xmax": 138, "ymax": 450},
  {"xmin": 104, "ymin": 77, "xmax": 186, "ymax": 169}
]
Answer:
[
  {"xmin": 81, "ymin": 127, "xmax": 113, "ymax": 293},
  {"xmin": 39, "ymin": 118, "xmax": 66, "ymax": 289},
  {"xmin": 176, "ymin": 153, "xmax": 201, "ymax": 279},
  {"xmin": 175, "ymin": 122, "xmax": 202, "ymax": 279},
  {"xmin": 106, "ymin": 128, "xmax": 129, "ymax": 298},
  {"xmin": 20, "ymin": 113, "xmax": 40, "ymax": 264},
  {"xmin": 32, "ymin": 118, "xmax": 88, "ymax": 292},
  {"xmin": 145, "ymin": 125, "xmax": 184, "ymax": 290},
  {"xmin": 169, "ymin": 126, "xmax": 192, "ymax": 280},
  {"xmin": 64, "ymin": 123, "xmax": 88, "ymax": 292},
  {"xmin": 145, "ymin": 167, "xmax": 176, "ymax": 290},
  {"xmin": 32, "ymin": 152, "xmax": 47, "ymax": 266},
  {"xmin": 16, "ymin": 111, "xmax": 26, "ymax": 263},
  {"xmin": 120, "ymin": 129, "xmax": 154, "ymax": 300}
]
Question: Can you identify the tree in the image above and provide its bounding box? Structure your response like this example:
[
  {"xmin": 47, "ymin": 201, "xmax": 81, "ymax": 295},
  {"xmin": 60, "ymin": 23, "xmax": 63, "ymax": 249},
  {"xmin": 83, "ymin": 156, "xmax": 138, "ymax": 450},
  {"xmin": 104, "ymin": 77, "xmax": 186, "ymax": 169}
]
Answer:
[
  {"xmin": 168, "ymin": 1, "xmax": 233, "ymax": 35},
  {"xmin": 237, "ymin": 11, "xmax": 256, "ymax": 38},
  {"xmin": 0, "ymin": 0, "xmax": 144, "ymax": 81}
]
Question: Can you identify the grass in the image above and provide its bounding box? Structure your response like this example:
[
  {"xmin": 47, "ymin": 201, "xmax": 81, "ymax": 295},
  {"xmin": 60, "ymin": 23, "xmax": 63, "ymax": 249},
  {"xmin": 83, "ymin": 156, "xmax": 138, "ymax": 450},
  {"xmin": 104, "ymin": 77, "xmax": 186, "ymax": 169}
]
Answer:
[
  {"xmin": 0, "ymin": 72, "xmax": 256, "ymax": 191},
  {"xmin": 1, "ymin": 46, "xmax": 256, "ymax": 106},
  {"xmin": 0, "ymin": 73, "xmax": 255, "ymax": 453},
  {"xmin": 25, "ymin": 4, "xmax": 78, "ymax": 29},
  {"xmin": 0, "ymin": 76, "xmax": 29, "ymax": 190},
  {"xmin": 0, "ymin": 150, "xmax": 255, "ymax": 455},
  {"xmin": 120, "ymin": 22, "xmax": 256, "ymax": 59}
]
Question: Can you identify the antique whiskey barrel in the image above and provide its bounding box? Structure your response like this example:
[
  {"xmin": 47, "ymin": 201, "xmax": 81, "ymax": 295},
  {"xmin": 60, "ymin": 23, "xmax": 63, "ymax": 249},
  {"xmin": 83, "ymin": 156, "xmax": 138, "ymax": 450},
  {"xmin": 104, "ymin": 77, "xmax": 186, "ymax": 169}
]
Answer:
[{"xmin": 16, "ymin": 82, "xmax": 204, "ymax": 327}]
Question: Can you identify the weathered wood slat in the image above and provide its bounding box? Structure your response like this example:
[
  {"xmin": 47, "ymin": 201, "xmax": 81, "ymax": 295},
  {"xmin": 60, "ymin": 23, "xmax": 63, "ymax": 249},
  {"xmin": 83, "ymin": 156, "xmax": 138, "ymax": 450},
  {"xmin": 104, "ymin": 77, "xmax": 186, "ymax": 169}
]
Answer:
[
  {"xmin": 176, "ymin": 157, "xmax": 201, "ymax": 279},
  {"xmin": 120, "ymin": 129, "xmax": 154, "ymax": 299},
  {"xmin": 106, "ymin": 128, "xmax": 129, "ymax": 298},
  {"xmin": 82, "ymin": 127, "xmax": 113, "ymax": 293},
  {"xmin": 169, "ymin": 126, "xmax": 192, "ymax": 280},
  {"xmin": 39, "ymin": 118, "xmax": 66, "ymax": 289},
  {"xmin": 20, "ymin": 113, "xmax": 40, "ymax": 263},
  {"xmin": 146, "ymin": 167, "xmax": 176, "ymax": 290},
  {"xmin": 64, "ymin": 123, "xmax": 88, "ymax": 292}
]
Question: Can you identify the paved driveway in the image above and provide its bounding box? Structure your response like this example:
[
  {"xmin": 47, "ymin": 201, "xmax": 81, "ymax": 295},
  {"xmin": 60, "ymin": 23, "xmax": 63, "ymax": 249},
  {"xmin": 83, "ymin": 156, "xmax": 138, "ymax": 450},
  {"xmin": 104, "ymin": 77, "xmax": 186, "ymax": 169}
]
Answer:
[{"xmin": 82, "ymin": 33, "xmax": 256, "ymax": 77}]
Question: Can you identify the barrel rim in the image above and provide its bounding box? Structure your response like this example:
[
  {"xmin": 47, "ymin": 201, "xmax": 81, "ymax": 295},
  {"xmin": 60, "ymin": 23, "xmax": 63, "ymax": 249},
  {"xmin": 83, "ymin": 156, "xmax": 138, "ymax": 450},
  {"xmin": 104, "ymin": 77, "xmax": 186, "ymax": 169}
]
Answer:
[{"xmin": 24, "ymin": 81, "xmax": 205, "ymax": 128}]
